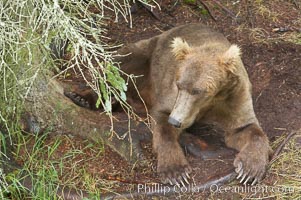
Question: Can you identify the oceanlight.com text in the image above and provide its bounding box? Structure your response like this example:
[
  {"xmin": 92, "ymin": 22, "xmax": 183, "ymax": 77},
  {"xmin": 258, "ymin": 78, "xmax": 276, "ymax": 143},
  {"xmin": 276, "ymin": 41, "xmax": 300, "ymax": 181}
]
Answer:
[{"xmin": 137, "ymin": 183, "xmax": 295, "ymax": 195}]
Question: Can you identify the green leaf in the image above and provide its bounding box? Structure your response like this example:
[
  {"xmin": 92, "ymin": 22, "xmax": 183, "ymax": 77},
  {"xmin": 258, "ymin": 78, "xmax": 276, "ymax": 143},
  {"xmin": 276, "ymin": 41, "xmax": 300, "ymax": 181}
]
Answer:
[
  {"xmin": 95, "ymin": 96, "xmax": 101, "ymax": 108},
  {"xmin": 104, "ymin": 99, "xmax": 111, "ymax": 112},
  {"xmin": 120, "ymin": 91, "xmax": 126, "ymax": 101}
]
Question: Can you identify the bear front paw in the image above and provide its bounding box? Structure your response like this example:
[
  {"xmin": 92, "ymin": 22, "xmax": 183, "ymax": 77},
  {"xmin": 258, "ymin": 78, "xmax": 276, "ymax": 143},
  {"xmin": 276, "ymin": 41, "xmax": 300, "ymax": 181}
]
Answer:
[
  {"xmin": 234, "ymin": 144, "xmax": 269, "ymax": 185},
  {"xmin": 157, "ymin": 150, "xmax": 192, "ymax": 187}
]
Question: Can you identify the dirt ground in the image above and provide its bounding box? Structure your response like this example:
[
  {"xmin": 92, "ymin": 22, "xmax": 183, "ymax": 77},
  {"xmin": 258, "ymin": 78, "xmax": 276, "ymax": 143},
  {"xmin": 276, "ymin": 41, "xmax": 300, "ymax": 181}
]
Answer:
[{"xmin": 17, "ymin": 0, "xmax": 300, "ymax": 199}]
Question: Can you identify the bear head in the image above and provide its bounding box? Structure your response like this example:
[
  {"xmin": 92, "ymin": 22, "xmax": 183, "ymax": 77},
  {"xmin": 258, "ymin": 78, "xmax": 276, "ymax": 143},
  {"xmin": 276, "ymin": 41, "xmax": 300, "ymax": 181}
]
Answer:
[{"xmin": 168, "ymin": 37, "xmax": 241, "ymax": 129}]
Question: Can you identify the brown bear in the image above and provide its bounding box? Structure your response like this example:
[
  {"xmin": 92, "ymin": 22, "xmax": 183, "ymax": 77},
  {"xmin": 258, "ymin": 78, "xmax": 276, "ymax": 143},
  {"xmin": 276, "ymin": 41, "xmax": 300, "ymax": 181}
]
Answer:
[{"xmin": 116, "ymin": 24, "xmax": 271, "ymax": 186}]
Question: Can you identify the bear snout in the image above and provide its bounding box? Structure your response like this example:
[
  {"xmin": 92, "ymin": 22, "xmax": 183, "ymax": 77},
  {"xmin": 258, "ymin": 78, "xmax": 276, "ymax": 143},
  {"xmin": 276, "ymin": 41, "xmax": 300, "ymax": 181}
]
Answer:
[{"xmin": 168, "ymin": 116, "xmax": 182, "ymax": 128}]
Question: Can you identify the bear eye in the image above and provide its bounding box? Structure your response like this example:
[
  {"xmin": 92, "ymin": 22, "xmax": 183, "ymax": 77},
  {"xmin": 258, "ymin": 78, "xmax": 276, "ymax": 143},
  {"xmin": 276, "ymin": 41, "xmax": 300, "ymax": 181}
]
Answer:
[
  {"xmin": 176, "ymin": 81, "xmax": 184, "ymax": 90},
  {"xmin": 191, "ymin": 88, "xmax": 204, "ymax": 95}
]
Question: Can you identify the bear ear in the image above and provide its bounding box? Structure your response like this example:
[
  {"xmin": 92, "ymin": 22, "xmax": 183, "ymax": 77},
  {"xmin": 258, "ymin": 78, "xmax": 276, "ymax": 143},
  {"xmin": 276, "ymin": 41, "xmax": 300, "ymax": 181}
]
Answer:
[
  {"xmin": 219, "ymin": 45, "xmax": 241, "ymax": 73},
  {"xmin": 171, "ymin": 37, "xmax": 192, "ymax": 60}
]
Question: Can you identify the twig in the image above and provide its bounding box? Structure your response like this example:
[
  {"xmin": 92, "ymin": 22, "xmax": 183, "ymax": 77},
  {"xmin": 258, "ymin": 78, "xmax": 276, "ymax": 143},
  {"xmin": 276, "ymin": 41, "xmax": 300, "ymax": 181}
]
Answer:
[
  {"xmin": 135, "ymin": 2, "xmax": 175, "ymax": 29},
  {"xmin": 270, "ymin": 131, "xmax": 297, "ymax": 162},
  {"xmin": 245, "ymin": 0, "xmax": 255, "ymax": 28},
  {"xmin": 138, "ymin": 1, "xmax": 161, "ymax": 20},
  {"xmin": 197, "ymin": 0, "xmax": 217, "ymax": 21},
  {"xmin": 211, "ymin": 0, "xmax": 238, "ymax": 20}
]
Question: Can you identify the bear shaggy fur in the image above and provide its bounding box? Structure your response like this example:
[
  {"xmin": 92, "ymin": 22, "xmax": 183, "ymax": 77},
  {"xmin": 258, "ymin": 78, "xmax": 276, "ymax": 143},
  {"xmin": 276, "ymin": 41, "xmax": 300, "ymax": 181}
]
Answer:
[{"xmin": 116, "ymin": 24, "xmax": 271, "ymax": 186}]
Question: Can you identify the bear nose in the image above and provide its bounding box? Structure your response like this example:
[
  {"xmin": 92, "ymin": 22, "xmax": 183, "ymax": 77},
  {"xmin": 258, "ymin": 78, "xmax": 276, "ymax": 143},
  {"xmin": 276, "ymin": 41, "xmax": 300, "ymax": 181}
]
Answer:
[{"xmin": 168, "ymin": 117, "xmax": 181, "ymax": 128}]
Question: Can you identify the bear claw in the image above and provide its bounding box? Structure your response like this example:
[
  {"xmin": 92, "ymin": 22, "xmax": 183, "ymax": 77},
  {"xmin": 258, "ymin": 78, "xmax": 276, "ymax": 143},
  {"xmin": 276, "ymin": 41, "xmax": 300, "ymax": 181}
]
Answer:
[
  {"xmin": 234, "ymin": 151, "xmax": 267, "ymax": 185},
  {"xmin": 239, "ymin": 173, "xmax": 248, "ymax": 183},
  {"xmin": 251, "ymin": 178, "xmax": 258, "ymax": 186},
  {"xmin": 235, "ymin": 162, "xmax": 242, "ymax": 173},
  {"xmin": 161, "ymin": 166, "xmax": 192, "ymax": 187},
  {"xmin": 243, "ymin": 176, "xmax": 251, "ymax": 185},
  {"xmin": 236, "ymin": 168, "xmax": 243, "ymax": 179},
  {"xmin": 182, "ymin": 172, "xmax": 190, "ymax": 184},
  {"xmin": 235, "ymin": 162, "xmax": 253, "ymax": 185}
]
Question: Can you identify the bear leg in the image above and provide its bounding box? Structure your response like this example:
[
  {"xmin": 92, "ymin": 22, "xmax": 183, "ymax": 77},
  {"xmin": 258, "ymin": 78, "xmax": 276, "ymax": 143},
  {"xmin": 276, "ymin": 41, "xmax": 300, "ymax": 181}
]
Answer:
[
  {"xmin": 225, "ymin": 123, "xmax": 271, "ymax": 185},
  {"xmin": 152, "ymin": 112, "xmax": 192, "ymax": 186}
]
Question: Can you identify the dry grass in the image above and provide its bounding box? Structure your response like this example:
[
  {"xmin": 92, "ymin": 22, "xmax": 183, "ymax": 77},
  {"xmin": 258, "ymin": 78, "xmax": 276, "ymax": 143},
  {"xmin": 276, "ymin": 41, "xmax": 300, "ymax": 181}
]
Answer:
[
  {"xmin": 253, "ymin": 0, "xmax": 280, "ymax": 22},
  {"xmin": 267, "ymin": 130, "xmax": 301, "ymax": 199}
]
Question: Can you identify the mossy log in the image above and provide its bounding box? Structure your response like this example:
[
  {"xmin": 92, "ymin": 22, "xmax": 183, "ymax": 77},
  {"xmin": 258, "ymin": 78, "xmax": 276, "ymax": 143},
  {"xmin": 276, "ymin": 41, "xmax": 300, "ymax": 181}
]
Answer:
[{"xmin": 21, "ymin": 73, "xmax": 151, "ymax": 163}]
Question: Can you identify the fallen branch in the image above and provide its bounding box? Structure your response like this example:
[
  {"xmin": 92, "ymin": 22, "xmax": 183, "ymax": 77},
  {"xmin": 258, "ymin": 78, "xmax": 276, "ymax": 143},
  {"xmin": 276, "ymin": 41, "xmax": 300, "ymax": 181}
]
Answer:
[
  {"xmin": 138, "ymin": 1, "xmax": 161, "ymax": 20},
  {"xmin": 270, "ymin": 131, "xmax": 297, "ymax": 162},
  {"xmin": 211, "ymin": 0, "xmax": 239, "ymax": 21},
  {"xmin": 22, "ymin": 74, "xmax": 151, "ymax": 163},
  {"xmin": 245, "ymin": 0, "xmax": 255, "ymax": 28},
  {"xmin": 197, "ymin": 0, "xmax": 217, "ymax": 21},
  {"xmin": 133, "ymin": 1, "xmax": 175, "ymax": 29}
]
